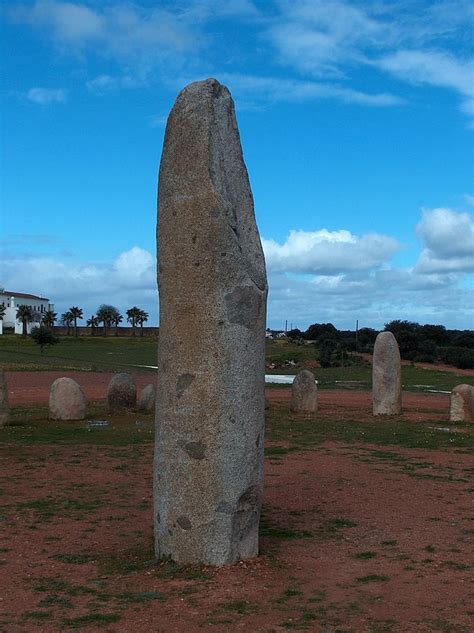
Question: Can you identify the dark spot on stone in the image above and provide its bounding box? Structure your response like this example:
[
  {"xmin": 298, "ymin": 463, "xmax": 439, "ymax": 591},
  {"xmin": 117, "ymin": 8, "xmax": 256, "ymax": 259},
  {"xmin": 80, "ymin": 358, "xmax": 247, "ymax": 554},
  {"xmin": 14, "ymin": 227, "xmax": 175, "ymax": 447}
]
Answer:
[
  {"xmin": 172, "ymin": 211, "xmax": 177, "ymax": 216},
  {"xmin": 232, "ymin": 486, "xmax": 260, "ymax": 550},
  {"xmin": 156, "ymin": 512, "xmax": 161, "ymax": 524},
  {"xmin": 177, "ymin": 516, "xmax": 192, "ymax": 530},
  {"xmin": 211, "ymin": 208, "xmax": 220, "ymax": 218},
  {"xmin": 255, "ymin": 433, "xmax": 260, "ymax": 447},
  {"xmin": 218, "ymin": 320, "xmax": 224, "ymax": 326},
  {"xmin": 194, "ymin": 262, "xmax": 200, "ymax": 267},
  {"xmin": 216, "ymin": 501, "xmax": 234, "ymax": 514},
  {"xmin": 177, "ymin": 373, "xmax": 195, "ymax": 398},
  {"xmin": 221, "ymin": 252, "xmax": 227, "ymax": 257},
  {"xmin": 179, "ymin": 440, "xmax": 206, "ymax": 460},
  {"xmin": 168, "ymin": 529, "xmax": 173, "ymax": 536},
  {"xmin": 229, "ymin": 416, "xmax": 236, "ymax": 424},
  {"xmin": 192, "ymin": 235, "xmax": 197, "ymax": 243},
  {"xmin": 225, "ymin": 285, "xmax": 263, "ymax": 330}
]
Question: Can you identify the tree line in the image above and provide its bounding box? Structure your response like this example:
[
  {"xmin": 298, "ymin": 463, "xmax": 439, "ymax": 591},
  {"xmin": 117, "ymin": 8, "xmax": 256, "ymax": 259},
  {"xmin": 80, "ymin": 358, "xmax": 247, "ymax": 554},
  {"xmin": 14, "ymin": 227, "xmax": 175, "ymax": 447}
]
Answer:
[
  {"xmin": 11, "ymin": 304, "xmax": 150, "ymax": 337},
  {"xmin": 286, "ymin": 320, "xmax": 474, "ymax": 369}
]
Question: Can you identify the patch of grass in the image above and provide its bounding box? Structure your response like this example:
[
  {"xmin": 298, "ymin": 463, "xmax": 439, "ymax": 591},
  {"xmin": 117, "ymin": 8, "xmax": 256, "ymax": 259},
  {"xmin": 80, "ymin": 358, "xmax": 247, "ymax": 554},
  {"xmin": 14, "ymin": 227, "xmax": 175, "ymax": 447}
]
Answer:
[
  {"xmin": 260, "ymin": 516, "xmax": 313, "ymax": 540},
  {"xmin": 38, "ymin": 595, "xmax": 73, "ymax": 609},
  {"xmin": 62, "ymin": 612, "xmax": 121, "ymax": 628},
  {"xmin": 354, "ymin": 551, "xmax": 376, "ymax": 560},
  {"xmin": 275, "ymin": 588, "xmax": 304, "ymax": 603},
  {"xmin": 22, "ymin": 610, "xmax": 53, "ymax": 620},
  {"xmin": 52, "ymin": 554, "xmax": 95, "ymax": 564},
  {"xmin": 116, "ymin": 591, "xmax": 165, "ymax": 603},
  {"xmin": 424, "ymin": 544, "xmax": 436, "ymax": 553},
  {"xmin": 356, "ymin": 574, "xmax": 389, "ymax": 584},
  {"xmin": 442, "ymin": 560, "xmax": 471, "ymax": 571},
  {"xmin": 219, "ymin": 600, "xmax": 258, "ymax": 615},
  {"xmin": 381, "ymin": 540, "xmax": 397, "ymax": 546}
]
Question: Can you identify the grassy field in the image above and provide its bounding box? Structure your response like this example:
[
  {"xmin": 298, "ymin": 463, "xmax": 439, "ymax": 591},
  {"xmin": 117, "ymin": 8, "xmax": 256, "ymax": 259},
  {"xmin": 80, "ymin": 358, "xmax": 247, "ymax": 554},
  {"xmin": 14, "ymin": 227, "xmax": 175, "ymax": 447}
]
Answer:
[{"xmin": 0, "ymin": 334, "xmax": 472, "ymax": 392}]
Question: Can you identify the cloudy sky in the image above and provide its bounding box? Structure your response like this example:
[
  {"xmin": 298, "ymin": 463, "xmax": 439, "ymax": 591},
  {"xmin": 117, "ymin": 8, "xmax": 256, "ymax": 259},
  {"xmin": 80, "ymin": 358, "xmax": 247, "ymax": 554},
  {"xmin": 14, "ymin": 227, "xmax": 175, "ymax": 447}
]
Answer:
[{"xmin": 1, "ymin": 0, "xmax": 473, "ymax": 330}]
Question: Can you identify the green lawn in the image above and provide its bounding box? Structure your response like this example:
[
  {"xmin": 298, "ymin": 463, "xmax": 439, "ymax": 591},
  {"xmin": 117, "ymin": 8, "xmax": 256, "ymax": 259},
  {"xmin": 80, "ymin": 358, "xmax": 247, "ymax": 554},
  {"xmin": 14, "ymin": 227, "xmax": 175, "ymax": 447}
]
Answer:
[{"xmin": 0, "ymin": 334, "xmax": 472, "ymax": 392}]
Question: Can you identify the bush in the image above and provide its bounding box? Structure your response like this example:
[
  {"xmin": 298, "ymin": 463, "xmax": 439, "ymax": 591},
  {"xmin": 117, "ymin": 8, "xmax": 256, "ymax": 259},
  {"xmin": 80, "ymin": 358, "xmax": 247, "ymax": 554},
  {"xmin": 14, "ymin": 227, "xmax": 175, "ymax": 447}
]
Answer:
[
  {"xmin": 30, "ymin": 326, "xmax": 59, "ymax": 353},
  {"xmin": 440, "ymin": 346, "xmax": 474, "ymax": 369}
]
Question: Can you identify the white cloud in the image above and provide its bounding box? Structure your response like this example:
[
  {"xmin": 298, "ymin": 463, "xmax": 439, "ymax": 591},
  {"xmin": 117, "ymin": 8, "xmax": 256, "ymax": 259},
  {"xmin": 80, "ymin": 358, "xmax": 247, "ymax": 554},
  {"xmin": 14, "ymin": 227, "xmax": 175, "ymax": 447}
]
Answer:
[
  {"xmin": 262, "ymin": 229, "xmax": 400, "ymax": 274},
  {"xmin": 415, "ymin": 208, "xmax": 474, "ymax": 274},
  {"xmin": 12, "ymin": 1, "xmax": 199, "ymax": 66},
  {"xmin": 26, "ymin": 87, "xmax": 66, "ymax": 104},
  {"xmin": 217, "ymin": 73, "xmax": 404, "ymax": 109},
  {"xmin": 1, "ymin": 246, "xmax": 157, "ymax": 321},
  {"xmin": 266, "ymin": 0, "xmax": 474, "ymax": 120}
]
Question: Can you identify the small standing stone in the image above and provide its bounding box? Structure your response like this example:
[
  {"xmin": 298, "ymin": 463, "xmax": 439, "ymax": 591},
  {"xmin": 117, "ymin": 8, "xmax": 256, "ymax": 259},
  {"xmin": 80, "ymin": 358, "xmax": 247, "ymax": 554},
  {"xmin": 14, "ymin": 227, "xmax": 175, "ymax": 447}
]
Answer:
[
  {"xmin": 107, "ymin": 373, "xmax": 136, "ymax": 412},
  {"xmin": 449, "ymin": 384, "xmax": 474, "ymax": 422},
  {"xmin": 372, "ymin": 331, "xmax": 402, "ymax": 415},
  {"xmin": 291, "ymin": 370, "xmax": 318, "ymax": 413},
  {"xmin": 137, "ymin": 383, "xmax": 156, "ymax": 412},
  {"xmin": 49, "ymin": 377, "xmax": 86, "ymax": 420},
  {"xmin": 0, "ymin": 369, "xmax": 10, "ymax": 427}
]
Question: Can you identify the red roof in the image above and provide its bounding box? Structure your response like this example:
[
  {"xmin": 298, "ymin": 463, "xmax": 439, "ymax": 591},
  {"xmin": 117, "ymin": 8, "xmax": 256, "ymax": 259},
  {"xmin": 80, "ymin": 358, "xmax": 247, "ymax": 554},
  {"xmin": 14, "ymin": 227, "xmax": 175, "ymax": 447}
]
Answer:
[{"xmin": 0, "ymin": 290, "xmax": 50, "ymax": 301}]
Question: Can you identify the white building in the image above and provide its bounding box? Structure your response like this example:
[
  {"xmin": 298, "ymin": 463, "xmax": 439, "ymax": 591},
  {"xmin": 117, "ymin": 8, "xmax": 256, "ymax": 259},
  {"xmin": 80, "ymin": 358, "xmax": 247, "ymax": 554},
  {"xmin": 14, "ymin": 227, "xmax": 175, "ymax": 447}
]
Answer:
[{"xmin": 0, "ymin": 289, "xmax": 54, "ymax": 335}]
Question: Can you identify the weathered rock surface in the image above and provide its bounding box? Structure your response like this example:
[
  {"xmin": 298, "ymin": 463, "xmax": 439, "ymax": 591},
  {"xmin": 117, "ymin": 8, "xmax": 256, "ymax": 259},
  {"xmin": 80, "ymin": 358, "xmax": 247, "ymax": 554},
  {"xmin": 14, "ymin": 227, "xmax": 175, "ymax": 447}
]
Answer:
[
  {"xmin": 49, "ymin": 377, "xmax": 86, "ymax": 420},
  {"xmin": 107, "ymin": 373, "xmax": 136, "ymax": 412},
  {"xmin": 449, "ymin": 384, "xmax": 474, "ymax": 422},
  {"xmin": 291, "ymin": 370, "xmax": 318, "ymax": 413},
  {"xmin": 0, "ymin": 370, "xmax": 10, "ymax": 427},
  {"xmin": 154, "ymin": 78, "xmax": 268, "ymax": 565},
  {"xmin": 372, "ymin": 331, "xmax": 402, "ymax": 415},
  {"xmin": 138, "ymin": 383, "xmax": 156, "ymax": 412}
]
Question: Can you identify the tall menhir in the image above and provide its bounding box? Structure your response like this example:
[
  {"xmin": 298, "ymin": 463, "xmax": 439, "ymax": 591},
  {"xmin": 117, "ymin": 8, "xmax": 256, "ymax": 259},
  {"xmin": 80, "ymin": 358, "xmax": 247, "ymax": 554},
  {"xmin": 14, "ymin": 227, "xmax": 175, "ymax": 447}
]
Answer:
[{"xmin": 154, "ymin": 79, "xmax": 268, "ymax": 565}]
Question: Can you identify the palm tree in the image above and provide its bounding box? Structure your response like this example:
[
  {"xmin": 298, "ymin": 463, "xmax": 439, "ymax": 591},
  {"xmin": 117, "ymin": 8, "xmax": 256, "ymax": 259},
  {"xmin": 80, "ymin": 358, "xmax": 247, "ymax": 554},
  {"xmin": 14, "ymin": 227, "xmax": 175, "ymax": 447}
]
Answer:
[
  {"xmin": 86, "ymin": 315, "xmax": 100, "ymax": 336},
  {"xmin": 16, "ymin": 305, "xmax": 33, "ymax": 336},
  {"xmin": 42, "ymin": 309, "xmax": 57, "ymax": 330},
  {"xmin": 69, "ymin": 306, "xmax": 83, "ymax": 337},
  {"xmin": 126, "ymin": 306, "xmax": 141, "ymax": 337},
  {"xmin": 96, "ymin": 305, "xmax": 120, "ymax": 337},
  {"xmin": 137, "ymin": 309, "xmax": 149, "ymax": 337},
  {"xmin": 60, "ymin": 311, "xmax": 74, "ymax": 335},
  {"xmin": 112, "ymin": 312, "xmax": 123, "ymax": 336}
]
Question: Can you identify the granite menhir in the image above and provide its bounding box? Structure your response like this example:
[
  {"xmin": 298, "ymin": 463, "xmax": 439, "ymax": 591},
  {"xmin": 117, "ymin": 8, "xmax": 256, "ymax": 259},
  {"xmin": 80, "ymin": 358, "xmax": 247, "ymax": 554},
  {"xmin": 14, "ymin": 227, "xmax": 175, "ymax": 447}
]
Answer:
[
  {"xmin": 372, "ymin": 331, "xmax": 402, "ymax": 415},
  {"xmin": 154, "ymin": 79, "xmax": 268, "ymax": 565}
]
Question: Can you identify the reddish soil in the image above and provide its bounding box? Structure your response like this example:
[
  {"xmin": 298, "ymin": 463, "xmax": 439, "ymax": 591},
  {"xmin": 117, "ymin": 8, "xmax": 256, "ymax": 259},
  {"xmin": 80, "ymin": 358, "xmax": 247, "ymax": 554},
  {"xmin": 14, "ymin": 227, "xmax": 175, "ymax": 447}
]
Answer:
[
  {"xmin": 5, "ymin": 371, "xmax": 451, "ymax": 424},
  {"xmin": 1, "ymin": 373, "xmax": 473, "ymax": 632}
]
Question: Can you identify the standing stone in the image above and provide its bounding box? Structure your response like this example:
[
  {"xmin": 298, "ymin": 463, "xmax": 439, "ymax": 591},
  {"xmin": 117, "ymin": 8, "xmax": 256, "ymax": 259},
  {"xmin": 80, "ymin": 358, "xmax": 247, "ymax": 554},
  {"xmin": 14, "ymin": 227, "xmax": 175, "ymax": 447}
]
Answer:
[
  {"xmin": 449, "ymin": 384, "xmax": 474, "ymax": 422},
  {"xmin": 372, "ymin": 331, "xmax": 402, "ymax": 415},
  {"xmin": 49, "ymin": 377, "xmax": 86, "ymax": 420},
  {"xmin": 155, "ymin": 78, "xmax": 268, "ymax": 566},
  {"xmin": 291, "ymin": 370, "xmax": 318, "ymax": 413},
  {"xmin": 138, "ymin": 383, "xmax": 156, "ymax": 412},
  {"xmin": 0, "ymin": 370, "xmax": 10, "ymax": 427},
  {"xmin": 107, "ymin": 373, "xmax": 136, "ymax": 413}
]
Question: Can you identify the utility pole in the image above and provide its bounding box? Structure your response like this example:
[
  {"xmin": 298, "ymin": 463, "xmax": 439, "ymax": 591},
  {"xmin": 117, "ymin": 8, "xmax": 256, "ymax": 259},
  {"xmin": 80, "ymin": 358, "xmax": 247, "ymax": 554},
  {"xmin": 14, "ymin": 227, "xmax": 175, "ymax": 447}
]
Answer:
[
  {"xmin": 355, "ymin": 319, "xmax": 359, "ymax": 350},
  {"xmin": 285, "ymin": 319, "xmax": 287, "ymax": 334}
]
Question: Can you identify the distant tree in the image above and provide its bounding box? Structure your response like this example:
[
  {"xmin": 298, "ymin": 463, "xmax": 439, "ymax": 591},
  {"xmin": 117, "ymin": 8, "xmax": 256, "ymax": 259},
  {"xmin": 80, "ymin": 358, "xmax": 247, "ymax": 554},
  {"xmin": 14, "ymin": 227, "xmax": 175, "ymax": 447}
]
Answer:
[
  {"xmin": 96, "ymin": 305, "xmax": 120, "ymax": 337},
  {"xmin": 420, "ymin": 324, "xmax": 448, "ymax": 346},
  {"xmin": 60, "ymin": 311, "xmax": 74, "ymax": 336},
  {"xmin": 42, "ymin": 309, "xmax": 57, "ymax": 330},
  {"xmin": 137, "ymin": 309, "xmax": 149, "ymax": 337},
  {"xmin": 30, "ymin": 325, "xmax": 59, "ymax": 353},
  {"xmin": 319, "ymin": 338, "xmax": 337, "ymax": 368},
  {"xmin": 69, "ymin": 306, "xmax": 83, "ymax": 338},
  {"xmin": 16, "ymin": 305, "xmax": 33, "ymax": 336},
  {"xmin": 384, "ymin": 320, "xmax": 421, "ymax": 359},
  {"xmin": 416, "ymin": 339, "xmax": 438, "ymax": 363},
  {"xmin": 86, "ymin": 315, "xmax": 100, "ymax": 336},
  {"xmin": 112, "ymin": 312, "xmax": 123, "ymax": 336},
  {"xmin": 305, "ymin": 322, "xmax": 339, "ymax": 341},
  {"xmin": 357, "ymin": 327, "xmax": 378, "ymax": 351},
  {"xmin": 126, "ymin": 306, "xmax": 141, "ymax": 337},
  {"xmin": 287, "ymin": 328, "xmax": 303, "ymax": 340}
]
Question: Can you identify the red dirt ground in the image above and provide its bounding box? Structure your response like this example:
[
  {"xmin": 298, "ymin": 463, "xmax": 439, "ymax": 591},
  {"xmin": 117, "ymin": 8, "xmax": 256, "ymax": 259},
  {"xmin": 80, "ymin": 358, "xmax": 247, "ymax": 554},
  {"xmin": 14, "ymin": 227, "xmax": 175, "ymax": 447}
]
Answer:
[{"xmin": 1, "ymin": 373, "xmax": 473, "ymax": 632}]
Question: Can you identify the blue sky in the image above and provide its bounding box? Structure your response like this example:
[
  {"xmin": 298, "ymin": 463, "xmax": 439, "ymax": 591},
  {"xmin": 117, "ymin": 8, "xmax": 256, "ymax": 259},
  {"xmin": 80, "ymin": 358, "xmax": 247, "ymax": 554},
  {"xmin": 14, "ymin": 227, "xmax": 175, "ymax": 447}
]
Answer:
[{"xmin": 1, "ymin": 0, "xmax": 473, "ymax": 330}]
